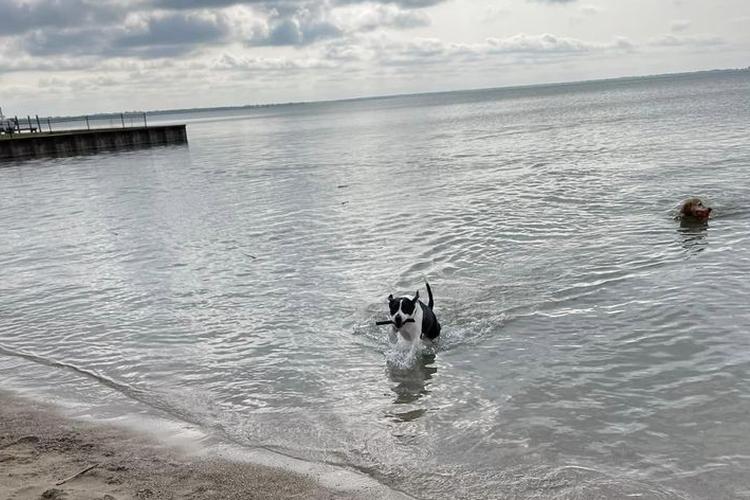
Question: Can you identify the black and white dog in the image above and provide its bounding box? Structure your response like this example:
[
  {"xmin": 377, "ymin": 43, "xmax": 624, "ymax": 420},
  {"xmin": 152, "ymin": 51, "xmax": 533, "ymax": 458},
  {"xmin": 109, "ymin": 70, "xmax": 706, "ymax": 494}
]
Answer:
[{"xmin": 387, "ymin": 281, "xmax": 441, "ymax": 345}]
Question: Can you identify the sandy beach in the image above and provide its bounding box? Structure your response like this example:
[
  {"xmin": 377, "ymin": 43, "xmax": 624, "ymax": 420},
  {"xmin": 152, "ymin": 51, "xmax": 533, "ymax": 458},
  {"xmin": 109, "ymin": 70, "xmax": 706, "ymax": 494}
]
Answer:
[{"xmin": 0, "ymin": 391, "xmax": 356, "ymax": 500}]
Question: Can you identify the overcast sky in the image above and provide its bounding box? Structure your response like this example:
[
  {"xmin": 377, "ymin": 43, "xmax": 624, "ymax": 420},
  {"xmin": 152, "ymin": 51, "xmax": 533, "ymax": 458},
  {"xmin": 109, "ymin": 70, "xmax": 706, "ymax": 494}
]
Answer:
[{"xmin": 1, "ymin": 0, "xmax": 748, "ymax": 115}]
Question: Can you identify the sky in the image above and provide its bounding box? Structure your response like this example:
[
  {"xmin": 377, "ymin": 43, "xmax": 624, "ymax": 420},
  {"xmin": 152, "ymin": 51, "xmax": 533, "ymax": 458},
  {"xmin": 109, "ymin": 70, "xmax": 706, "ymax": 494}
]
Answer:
[{"xmin": 0, "ymin": 0, "xmax": 748, "ymax": 116}]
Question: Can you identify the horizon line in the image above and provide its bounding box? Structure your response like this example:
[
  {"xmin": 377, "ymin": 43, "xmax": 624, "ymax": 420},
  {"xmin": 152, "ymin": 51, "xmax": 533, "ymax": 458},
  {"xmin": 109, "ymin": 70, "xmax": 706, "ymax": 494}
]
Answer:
[{"xmin": 144, "ymin": 65, "xmax": 749, "ymax": 116}]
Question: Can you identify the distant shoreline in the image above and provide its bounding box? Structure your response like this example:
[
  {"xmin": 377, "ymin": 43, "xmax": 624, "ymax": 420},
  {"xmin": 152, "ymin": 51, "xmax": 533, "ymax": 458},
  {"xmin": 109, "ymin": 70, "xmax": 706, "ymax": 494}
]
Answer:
[{"xmin": 146, "ymin": 66, "xmax": 750, "ymax": 116}]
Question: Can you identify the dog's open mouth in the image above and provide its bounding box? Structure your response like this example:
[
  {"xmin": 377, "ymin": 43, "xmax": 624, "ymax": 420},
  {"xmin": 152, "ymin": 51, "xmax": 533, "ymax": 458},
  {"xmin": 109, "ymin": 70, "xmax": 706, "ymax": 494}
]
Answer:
[{"xmin": 695, "ymin": 208, "xmax": 712, "ymax": 219}]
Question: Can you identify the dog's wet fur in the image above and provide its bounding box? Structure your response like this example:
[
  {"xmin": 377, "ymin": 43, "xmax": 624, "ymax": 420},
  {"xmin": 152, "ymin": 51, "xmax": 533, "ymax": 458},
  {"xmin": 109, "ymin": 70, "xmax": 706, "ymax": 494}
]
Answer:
[
  {"xmin": 679, "ymin": 197, "xmax": 712, "ymax": 221},
  {"xmin": 387, "ymin": 281, "xmax": 441, "ymax": 343}
]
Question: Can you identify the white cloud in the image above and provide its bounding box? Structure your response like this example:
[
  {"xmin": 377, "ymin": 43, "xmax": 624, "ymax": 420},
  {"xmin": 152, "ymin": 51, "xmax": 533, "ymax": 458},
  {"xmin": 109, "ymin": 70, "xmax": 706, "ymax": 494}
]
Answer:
[
  {"xmin": 289, "ymin": 32, "xmax": 636, "ymax": 69},
  {"xmin": 486, "ymin": 33, "xmax": 603, "ymax": 54},
  {"xmin": 212, "ymin": 52, "xmax": 336, "ymax": 71},
  {"xmin": 649, "ymin": 33, "xmax": 724, "ymax": 48},
  {"xmin": 334, "ymin": 3, "xmax": 431, "ymax": 32}
]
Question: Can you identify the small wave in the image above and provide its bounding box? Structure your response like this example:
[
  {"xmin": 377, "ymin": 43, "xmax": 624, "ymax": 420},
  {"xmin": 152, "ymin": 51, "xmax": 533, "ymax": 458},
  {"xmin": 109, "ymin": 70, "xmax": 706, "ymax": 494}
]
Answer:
[
  {"xmin": 435, "ymin": 312, "xmax": 507, "ymax": 351},
  {"xmin": 0, "ymin": 343, "xmax": 216, "ymax": 436},
  {"xmin": 494, "ymin": 463, "xmax": 691, "ymax": 500},
  {"xmin": 0, "ymin": 342, "xmax": 148, "ymax": 400}
]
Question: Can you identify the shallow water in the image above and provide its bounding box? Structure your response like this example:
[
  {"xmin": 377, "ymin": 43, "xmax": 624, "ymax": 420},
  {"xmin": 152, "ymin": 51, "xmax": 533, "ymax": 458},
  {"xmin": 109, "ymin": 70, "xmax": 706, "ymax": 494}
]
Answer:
[{"xmin": 2, "ymin": 71, "xmax": 750, "ymax": 499}]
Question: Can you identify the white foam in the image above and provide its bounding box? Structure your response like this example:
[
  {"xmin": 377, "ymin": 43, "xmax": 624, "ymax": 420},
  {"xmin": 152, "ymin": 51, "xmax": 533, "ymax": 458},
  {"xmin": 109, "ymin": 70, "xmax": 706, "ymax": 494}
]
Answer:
[{"xmin": 385, "ymin": 336, "xmax": 437, "ymax": 369}]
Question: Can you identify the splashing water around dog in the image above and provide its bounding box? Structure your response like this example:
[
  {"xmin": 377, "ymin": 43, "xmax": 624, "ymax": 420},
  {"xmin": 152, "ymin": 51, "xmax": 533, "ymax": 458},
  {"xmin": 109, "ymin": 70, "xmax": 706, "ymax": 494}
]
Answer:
[{"xmin": 385, "ymin": 331, "xmax": 438, "ymax": 369}]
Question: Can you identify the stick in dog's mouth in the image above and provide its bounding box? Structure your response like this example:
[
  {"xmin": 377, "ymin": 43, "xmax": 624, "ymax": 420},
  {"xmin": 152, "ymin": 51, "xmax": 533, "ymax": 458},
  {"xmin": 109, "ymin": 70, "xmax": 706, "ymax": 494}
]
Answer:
[{"xmin": 375, "ymin": 318, "xmax": 415, "ymax": 326}]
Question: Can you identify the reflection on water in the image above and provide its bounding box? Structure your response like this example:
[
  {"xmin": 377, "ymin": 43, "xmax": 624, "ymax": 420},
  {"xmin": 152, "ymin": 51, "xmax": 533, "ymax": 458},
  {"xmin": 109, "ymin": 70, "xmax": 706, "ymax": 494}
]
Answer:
[
  {"xmin": 387, "ymin": 351, "xmax": 437, "ymax": 407},
  {"xmin": 677, "ymin": 217, "xmax": 709, "ymax": 253}
]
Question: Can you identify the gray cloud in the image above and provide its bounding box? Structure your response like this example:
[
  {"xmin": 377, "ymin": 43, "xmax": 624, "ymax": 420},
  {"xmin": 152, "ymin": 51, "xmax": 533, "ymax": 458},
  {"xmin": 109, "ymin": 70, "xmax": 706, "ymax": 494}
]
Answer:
[
  {"xmin": 265, "ymin": 19, "xmax": 304, "ymax": 45},
  {"xmin": 246, "ymin": 3, "xmax": 345, "ymax": 46},
  {"xmin": 152, "ymin": 0, "xmax": 446, "ymax": 9},
  {"xmin": 115, "ymin": 13, "xmax": 231, "ymax": 48},
  {"xmin": 334, "ymin": 0, "xmax": 444, "ymax": 7},
  {"xmin": 245, "ymin": 1, "xmax": 431, "ymax": 46},
  {"xmin": 153, "ymin": 0, "xmax": 256, "ymax": 8},
  {"xmin": 5, "ymin": 0, "xmax": 439, "ymax": 59},
  {"xmin": 249, "ymin": 17, "xmax": 344, "ymax": 46},
  {"xmin": 22, "ymin": 12, "xmax": 231, "ymax": 59},
  {"xmin": 0, "ymin": 0, "xmax": 124, "ymax": 36},
  {"xmin": 23, "ymin": 28, "xmax": 114, "ymax": 57},
  {"xmin": 670, "ymin": 20, "xmax": 691, "ymax": 33}
]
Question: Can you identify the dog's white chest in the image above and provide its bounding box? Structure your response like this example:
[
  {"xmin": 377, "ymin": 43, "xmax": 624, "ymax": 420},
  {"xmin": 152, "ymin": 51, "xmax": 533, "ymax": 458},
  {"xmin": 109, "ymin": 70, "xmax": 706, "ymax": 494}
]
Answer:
[{"xmin": 394, "ymin": 314, "xmax": 422, "ymax": 343}]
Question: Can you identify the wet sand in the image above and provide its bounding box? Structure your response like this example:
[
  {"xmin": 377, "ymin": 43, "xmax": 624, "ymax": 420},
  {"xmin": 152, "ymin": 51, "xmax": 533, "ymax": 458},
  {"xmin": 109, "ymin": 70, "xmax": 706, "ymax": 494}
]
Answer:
[{"xmin": 0, "ymin": 391, "xmax": 354, "ymax": 500}]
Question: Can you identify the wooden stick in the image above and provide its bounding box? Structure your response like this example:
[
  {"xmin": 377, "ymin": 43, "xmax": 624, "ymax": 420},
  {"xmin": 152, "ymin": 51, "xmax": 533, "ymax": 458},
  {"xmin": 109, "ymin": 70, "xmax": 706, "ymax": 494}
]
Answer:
[
  {"xmin": 56, "ymin": 464, "xmax": 98, "ymax": 486},
  {"xmin": 375, "ymin": 318, "xmax": 415, "ymax": 326}
]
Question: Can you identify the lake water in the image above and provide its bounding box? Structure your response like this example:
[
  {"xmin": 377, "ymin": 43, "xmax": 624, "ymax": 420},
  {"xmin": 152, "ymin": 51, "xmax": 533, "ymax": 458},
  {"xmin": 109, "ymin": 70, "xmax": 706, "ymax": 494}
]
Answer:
[{"xmin": 2, "ymin": 71, "xmax": 750, "ymax": 499}]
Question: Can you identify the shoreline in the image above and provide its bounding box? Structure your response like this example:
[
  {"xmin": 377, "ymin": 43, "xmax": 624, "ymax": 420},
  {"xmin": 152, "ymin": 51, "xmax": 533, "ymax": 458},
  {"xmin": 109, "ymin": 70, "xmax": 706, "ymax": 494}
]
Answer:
[{"xmin": 0, "ymin": 391, "xmax": 403, "ymax": 500}]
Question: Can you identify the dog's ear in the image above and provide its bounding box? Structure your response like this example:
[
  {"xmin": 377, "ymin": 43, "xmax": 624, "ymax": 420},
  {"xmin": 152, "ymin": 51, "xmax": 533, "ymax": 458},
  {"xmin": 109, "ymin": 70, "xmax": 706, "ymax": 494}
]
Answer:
[
  {"xmin": 388, "ymin": 294, "xmax": 394, "ymax": 302},
  {"xmin": 413, "ymin": 291, "xmax": 419, "ymax": 301}
]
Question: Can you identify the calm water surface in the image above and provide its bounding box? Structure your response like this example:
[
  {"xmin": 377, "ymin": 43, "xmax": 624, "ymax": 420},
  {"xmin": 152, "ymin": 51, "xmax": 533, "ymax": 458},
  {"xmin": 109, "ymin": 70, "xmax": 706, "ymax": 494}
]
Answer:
[{"xmin": 2, "ymin": 71, "xmax": 750, "ymax": 499}]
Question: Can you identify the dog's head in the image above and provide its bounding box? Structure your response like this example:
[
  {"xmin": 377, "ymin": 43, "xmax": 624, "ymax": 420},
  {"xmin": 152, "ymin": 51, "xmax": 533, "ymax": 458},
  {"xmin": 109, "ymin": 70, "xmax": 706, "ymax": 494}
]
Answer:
[
  {"xmin": 388, "ymin": 291, "xmax": 419, "ymax": 329},
  {"xmin": 680, "ymin": 197, "xmax": 712, "ymax": 221}
]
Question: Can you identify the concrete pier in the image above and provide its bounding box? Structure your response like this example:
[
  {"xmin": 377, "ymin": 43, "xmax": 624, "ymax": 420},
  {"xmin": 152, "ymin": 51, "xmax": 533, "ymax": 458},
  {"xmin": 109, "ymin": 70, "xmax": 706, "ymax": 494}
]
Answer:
[{"xmin": 0, "ymin": 125, "xmax": 187, "ymax": 160}]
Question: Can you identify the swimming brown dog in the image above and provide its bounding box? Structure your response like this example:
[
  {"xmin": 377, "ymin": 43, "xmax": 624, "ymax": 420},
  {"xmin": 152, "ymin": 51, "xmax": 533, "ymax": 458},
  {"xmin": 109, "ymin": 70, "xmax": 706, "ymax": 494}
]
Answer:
[{"xmin": 679, "ymin": 197, "xmax": 712, "ymax": 221}]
